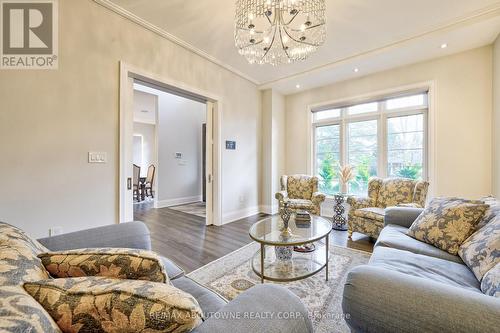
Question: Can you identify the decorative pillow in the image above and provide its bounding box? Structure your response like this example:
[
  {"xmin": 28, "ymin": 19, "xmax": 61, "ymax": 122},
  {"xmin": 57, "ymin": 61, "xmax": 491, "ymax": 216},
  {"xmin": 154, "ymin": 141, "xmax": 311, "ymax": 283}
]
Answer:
[
  {"xmin": 38, "ymin": 248, "xmax": 168, "ymax": 283},
  {"xmin": 477, "ymin": 196, "xmax": 500, "ymax": 229},
  {"xmin": 481, "ymin": 263, "xmax": 499, "ymax": 297},
  {"xmin": 24, "ymin": 277, "xmax": 203, "ymax": 333},
  {"xmin": 458, "ymin": 214, "xmax": 500, "ymax": 281},
  {"xmin": 0, "ymin": 285, "xmax": 61, "ymax": 333},
  {"xmin": 407, "ymin": 198, "xmax": 489, "ymax": 255}
]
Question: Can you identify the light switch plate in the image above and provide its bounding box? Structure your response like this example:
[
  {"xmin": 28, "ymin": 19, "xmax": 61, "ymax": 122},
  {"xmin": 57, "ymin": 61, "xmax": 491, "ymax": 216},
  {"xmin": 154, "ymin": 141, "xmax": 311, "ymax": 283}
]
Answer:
[{"xmin": 89, "ymin": 152, "xmax": 107, "ymax": 163}]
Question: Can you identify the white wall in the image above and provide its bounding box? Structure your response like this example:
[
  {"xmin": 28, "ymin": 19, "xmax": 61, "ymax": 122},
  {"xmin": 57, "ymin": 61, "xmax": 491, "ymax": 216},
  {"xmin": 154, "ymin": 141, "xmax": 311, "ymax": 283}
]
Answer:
[
  {"xmin": 261, "ymin": 90, "xmax": 286, "ymax": 214},
  {"xmin": 155, "ymin": 92, "xmax": 206, "ymax": 207},
  {"xmin": 285, "ymin": 46, "xmax": 493, "ymax": 199},
  {"xmin": 494, "ymin": 35, "xmax": 500, "ymax": 197},
  {"xmin": 0, "ymin": 0, "xmax": 261, "ymax": 238},
  {"xmin": 133, "ymin": 122, "xmax": 156, "ymax": 177}
]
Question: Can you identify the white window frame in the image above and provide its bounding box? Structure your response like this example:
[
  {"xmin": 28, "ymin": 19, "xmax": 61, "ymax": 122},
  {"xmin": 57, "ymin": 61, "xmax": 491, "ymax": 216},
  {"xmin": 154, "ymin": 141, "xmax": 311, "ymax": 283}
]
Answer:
[{"xmin": 311, "ymin": 88, "xmax": 430, "ymax": 196}]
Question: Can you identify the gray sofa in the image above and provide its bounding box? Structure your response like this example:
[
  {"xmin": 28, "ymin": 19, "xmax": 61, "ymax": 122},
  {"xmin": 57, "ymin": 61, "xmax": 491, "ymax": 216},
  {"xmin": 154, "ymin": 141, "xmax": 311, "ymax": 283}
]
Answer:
[
  {"xmin": 342, "ymin": 207, "xmax": 500, "ymax": 333},
  {"xmin": 37, "ymin": 221, "xmax": 313, "ymax": 333}
]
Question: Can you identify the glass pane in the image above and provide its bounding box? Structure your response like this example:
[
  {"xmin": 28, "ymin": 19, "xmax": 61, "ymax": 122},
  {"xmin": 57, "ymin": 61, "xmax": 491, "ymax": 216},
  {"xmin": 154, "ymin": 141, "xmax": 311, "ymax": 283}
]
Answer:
[
  {"xmin": 386, "ymin": 94, "xmax": 426, "ymax": 110},
  {"xmin": 347, "ymin": 102, "xmax": 378, "ymax": 115},
  {"xmin": 347, "ymin": 120, "xmax": 378, "ymax": 195},
  {"xmin": 387, "ymin": 114, "xmax": 424, "ymax": 179},
  {"xmin": 313, "ymin": 109, "xmax": 341, "ymax": 121},
  {"xmin": 315, "ymin": 125, "xmax": 341, "ymax": 196}
]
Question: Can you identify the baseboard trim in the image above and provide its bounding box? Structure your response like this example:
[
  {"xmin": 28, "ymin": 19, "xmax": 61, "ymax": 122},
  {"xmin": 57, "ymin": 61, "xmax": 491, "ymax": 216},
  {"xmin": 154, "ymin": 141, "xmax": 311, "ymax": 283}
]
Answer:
[
  {"xmin": 155, "ymin": 196, "xmax": 202, "ymax": 209},
  {"xmin": 222, "ymin": 206, "xmax": 261, "ymax": 224},
  {"xmin": 260, "ymin": 204, "xmax": 279, "ymax": 215}
]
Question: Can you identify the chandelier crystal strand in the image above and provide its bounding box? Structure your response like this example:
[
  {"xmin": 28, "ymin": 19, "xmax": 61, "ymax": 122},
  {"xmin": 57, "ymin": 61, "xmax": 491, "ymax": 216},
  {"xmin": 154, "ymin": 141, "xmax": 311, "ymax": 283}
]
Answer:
[{"xmin": 235, "ymin": 0, "xmax": 326, "ymax": 66}]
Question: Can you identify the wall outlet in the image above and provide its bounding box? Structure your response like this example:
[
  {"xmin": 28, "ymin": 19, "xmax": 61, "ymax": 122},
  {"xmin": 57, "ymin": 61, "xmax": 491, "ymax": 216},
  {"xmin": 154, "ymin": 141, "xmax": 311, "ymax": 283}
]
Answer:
[{"xmin": 49, "ymin": 227, "xmax": 63, "ymax": 237}]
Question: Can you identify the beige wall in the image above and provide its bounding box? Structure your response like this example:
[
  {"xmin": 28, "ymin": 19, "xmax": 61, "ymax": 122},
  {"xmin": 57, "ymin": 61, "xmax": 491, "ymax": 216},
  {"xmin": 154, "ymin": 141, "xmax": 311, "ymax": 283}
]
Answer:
[
  {"xmin": 0, "ymin": 0, "xmax": 261, "ymax": 238},
  {"xmin": 494, "ymin": 35, "xmax": 500, "ymax": 197},
  {"xmin": 285, "ymin": 46, "xmax": 493, "ymax": 198}
]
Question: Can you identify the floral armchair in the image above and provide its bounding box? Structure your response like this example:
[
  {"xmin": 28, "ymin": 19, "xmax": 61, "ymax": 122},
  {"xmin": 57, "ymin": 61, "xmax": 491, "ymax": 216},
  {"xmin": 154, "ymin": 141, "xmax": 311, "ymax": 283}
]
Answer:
[
  {"xmin": 275, "ymin": 175, "xmax": 326, "ymax": 215},
  {"xmin": 347, "ymin": 177, "xmax": 429, "ymax": 239}
]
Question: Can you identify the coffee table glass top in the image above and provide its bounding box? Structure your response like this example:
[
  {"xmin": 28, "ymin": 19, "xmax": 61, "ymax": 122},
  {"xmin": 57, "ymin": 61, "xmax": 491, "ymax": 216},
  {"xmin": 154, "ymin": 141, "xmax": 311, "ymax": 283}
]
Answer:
[{"xmin": 249, "ymin": 215, "xmax": 332, "ymax": 246}]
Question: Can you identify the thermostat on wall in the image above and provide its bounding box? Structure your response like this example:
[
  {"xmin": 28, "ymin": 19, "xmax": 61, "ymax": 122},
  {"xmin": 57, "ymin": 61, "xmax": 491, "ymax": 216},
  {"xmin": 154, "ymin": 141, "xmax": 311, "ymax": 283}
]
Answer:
[
  {"xmin": 226, "ymin": 141, "xmax": 236, "ymax": 150},
  {"xmin": 174, "ymin": 152, "xmax": 183, "ymax": 159}
]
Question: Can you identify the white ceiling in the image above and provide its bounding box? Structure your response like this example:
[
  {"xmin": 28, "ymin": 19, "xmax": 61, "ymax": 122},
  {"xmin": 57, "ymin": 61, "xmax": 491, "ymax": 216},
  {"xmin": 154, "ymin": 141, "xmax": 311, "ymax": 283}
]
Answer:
[{"xmin": 102, "ymin": 0, "xmax": 500, "ymax": 94}]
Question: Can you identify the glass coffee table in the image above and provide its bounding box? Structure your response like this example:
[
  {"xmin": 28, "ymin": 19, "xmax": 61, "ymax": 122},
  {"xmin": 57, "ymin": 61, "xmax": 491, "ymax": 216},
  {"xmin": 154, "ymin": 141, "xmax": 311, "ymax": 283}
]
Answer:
[{"xmin": 249, "ymin": 215, "xmax": 333, "ymax": 283}]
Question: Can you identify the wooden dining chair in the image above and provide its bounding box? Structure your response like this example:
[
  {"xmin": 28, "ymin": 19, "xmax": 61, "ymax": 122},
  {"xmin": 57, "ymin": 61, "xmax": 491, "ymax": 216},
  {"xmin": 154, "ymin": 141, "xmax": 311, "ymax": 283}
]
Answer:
[
  {"xmin": 145, "ymin": 164, "xmax": 156, "ymax": 198},
  {"xmin": 133, "ymin": 164, "xmax": 141, "ymax": 201}
]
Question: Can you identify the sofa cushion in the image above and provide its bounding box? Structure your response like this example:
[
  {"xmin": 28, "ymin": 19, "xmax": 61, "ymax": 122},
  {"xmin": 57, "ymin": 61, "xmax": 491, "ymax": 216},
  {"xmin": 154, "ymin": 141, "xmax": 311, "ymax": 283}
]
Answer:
[
  {"xmin": 376, "ymin": 225, "xmax": 464, "ymax": 264},
  {"xmin": 352, "ymin": 207, "xmax": 385, "ymax": 222},
  {"xmin": 407, "ymin": 198, "xmax": 488, "ymax": 255},
  {"xmin": 24, "ymin": 276, "xmax": 203, "ymax": 333},
  {"xmin": 376, "ymin": 178, "xmax": 416, "ymax": 208},
  {"xmin": 172, "ymin": 277, "xmax": 227, "ymax": 316},
  {"xmin": 38, "ymin": 248, "xmax": 169, "ymax": 283},
  {"xmin": 458, "ymin": 215, "xmax": 500, "ymax": 281},
  {"xmin": 481, "ymin": 263, "xmax": 499, "ymax": 297},
  {"xmin": 369, "ymin": 247, "xmax": 481, "ymax": 293}
]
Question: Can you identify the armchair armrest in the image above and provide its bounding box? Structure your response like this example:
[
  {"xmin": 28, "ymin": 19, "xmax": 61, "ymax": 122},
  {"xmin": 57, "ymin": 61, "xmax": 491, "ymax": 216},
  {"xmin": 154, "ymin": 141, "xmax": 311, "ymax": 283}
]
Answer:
[
  {"xmin": 346, "ymin": 196, "xmax": 372, "ymax": 210},
  {"xmin": 275, "ymin": 190, "xmax": 288, "ymax": 201},
  {"xmin": 312, "ymin": 192, "xmax": 326, "ymax": 205},
  {"xmin": 384, "ymin": 207, "xmax": 424, "ymax": 228},
  {"xmin": 343, "ymin": 265, "xmax": 500, "ymax": 333},
  {"xmin": 37, "ymin": 221, "xmax": 151, "ymax": 251},
  {"xmin": 194, "ymin": 284, "xmax": 313, "ymax": 333}
]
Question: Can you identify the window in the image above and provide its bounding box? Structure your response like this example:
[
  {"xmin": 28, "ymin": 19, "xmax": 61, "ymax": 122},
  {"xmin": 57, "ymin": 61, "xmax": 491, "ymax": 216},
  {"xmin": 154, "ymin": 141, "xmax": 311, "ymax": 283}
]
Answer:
[
  {"xmin": 315, "ymin": 124, "xmax": 340, "ymax": 195},
  {"xmin": 312, "ymin": 91, "xmax": 427, "ymax": 196},
  {"xmin": 347, "ymin": 120, "xmax": 378, "ymax": 195}
]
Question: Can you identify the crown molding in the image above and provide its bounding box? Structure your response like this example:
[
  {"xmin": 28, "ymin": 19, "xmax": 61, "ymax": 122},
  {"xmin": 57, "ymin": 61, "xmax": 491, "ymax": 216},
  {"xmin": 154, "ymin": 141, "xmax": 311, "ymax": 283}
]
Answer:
[
  {"xmin": 258, "ymin": 3, "xmax": 500, "ymax": 89},
  {"xmin": 94, "ymin": 0, "xmax": 500, "ymax": 89},
  {"xmin": 92, "ymin": 0, "xmax": 259, "ymax": 85}
]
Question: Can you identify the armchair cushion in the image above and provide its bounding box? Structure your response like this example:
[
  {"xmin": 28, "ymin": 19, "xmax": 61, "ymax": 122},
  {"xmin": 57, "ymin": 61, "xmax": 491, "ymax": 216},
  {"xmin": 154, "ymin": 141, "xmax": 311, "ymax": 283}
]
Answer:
[
  {"xmin": 352, "ymin": 207, "xmax": 385, "ymax": 222},
  {"xmin": 24, "ymin": 277, "xmax": 203, "ymax": 333},
  {"xmin": 38, "ymin": 248, "xmax": 169, "ymax": 283},
  {"xmin": 286, "ymin": 175, "xmax": 317, "ymax": 200},
  {"xmin": 408, "ymin": 198, "xmax": 489, "ymax": 255},
  {"xmin": 377, "ymin": 178, "xmax": 419, "ymax": 208}
]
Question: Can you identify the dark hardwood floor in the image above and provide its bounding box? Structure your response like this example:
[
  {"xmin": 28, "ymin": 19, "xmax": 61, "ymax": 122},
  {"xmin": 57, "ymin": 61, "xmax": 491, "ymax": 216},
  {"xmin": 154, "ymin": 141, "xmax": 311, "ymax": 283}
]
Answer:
[{"xmin": 134, "ymin": 201, "xmax": 374, "ymax": 273}]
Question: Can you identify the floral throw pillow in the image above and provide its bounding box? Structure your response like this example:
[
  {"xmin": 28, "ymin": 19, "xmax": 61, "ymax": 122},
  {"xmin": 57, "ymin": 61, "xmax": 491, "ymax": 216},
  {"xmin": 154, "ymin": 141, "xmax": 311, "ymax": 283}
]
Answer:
[
  {"xmin": 38, "ymin": 248, "xmax": 169, "ymax": 283},
  {"xmin": 458, "ymin": 215, "xmax": 500, "ymax": 281},
  {"xmin": 24, "ymin": 276, "xmax": 203, "ymax": 333},
  {"xmin": 407, "ymin": 198, "xmax": 489, "ymax": 255},
  {"xmin": 481, "ymin": 263, "xmax": 499, "ymax": 297}
]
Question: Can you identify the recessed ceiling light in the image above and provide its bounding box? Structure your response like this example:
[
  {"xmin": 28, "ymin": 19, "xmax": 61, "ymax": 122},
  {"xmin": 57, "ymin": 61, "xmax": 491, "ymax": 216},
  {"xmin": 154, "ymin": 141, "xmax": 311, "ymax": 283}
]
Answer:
[
  {"xmin": 440, "ymin": 43, "xmax": 448, "ymax": 49},
  {"xmin": 353, "ymin": 68, "xmax": 359, "ymax": 73},
  {"xmin": 296, "ymin": 84, "xmax": 301, "ymax": 89}
]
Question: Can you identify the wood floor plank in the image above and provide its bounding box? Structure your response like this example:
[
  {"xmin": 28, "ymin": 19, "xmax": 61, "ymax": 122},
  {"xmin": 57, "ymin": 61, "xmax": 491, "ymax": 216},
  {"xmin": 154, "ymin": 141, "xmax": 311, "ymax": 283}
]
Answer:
[{"xmin": 134, "ymin": 201, "xmax": 374, "ymax": 273}]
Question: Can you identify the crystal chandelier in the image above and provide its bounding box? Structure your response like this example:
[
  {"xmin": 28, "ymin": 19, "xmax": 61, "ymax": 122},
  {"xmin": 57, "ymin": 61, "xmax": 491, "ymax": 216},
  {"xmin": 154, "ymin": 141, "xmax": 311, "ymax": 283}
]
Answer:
[{"xmin": 235, "ymin": 0, "xmax": 326, "ymax": 66}]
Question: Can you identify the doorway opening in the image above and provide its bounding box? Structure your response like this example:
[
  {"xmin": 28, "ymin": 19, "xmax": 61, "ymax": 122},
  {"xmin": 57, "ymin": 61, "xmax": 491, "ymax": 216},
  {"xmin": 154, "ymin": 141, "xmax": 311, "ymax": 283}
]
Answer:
[{"xmin": 120, "ymin": 63, "xmax": 221, "ymax": 226}]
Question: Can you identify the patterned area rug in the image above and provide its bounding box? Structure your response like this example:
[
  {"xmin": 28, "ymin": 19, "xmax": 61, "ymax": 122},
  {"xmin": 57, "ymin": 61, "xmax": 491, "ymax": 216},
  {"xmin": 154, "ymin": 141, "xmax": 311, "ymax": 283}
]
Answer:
[
  {"xmin": 187, "ymin": 242, "xmax": 371, "ymax": 332},
  {"xmin": 168, "ymin": 202, "xmax": 206, "ymax": 218}
]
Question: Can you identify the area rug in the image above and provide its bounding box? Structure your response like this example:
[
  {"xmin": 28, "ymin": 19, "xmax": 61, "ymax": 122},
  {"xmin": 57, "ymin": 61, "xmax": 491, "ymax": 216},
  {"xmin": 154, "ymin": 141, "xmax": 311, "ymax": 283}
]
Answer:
[
  {"xmin": 168, "ymin": 202, "xmax": 206, "ymax": 218},
  {"xmin": 187, "ymin": 242, "xmax": 371, "ymax": 332}
]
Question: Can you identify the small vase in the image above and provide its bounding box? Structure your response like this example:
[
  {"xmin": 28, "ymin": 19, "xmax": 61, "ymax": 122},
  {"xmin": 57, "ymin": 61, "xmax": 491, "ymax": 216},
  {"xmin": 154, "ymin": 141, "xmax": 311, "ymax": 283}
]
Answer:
[{"xmin": 274, "ymin": 245, "xmax": 294, "ymax": 261}]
